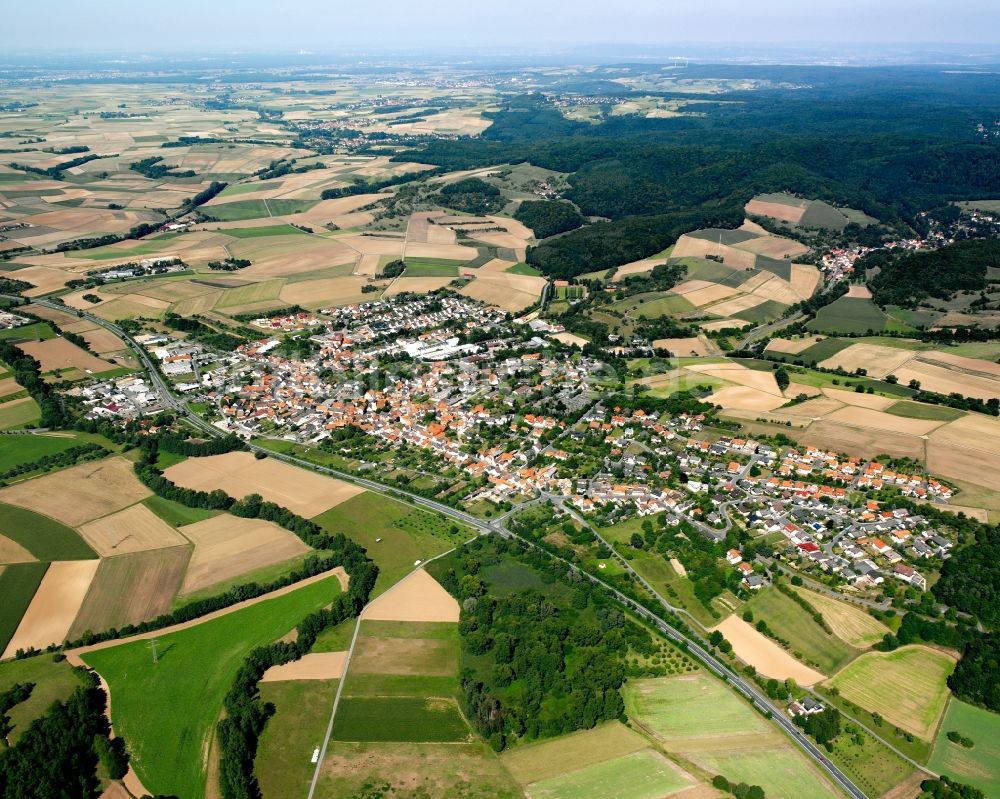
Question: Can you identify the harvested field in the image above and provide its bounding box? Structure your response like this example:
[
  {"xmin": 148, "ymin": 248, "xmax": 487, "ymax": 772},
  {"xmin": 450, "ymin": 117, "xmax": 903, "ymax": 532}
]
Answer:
[
  {"xmin": 652, "ymin": 336, "xmax": 718, "ymax": 357},
  {"xmin": 712, "ymin": 615, "xmax": 825, "ymax": 685},
  {"xmin": 230, "ymin": 235, "xmax": 356, "ymax": 279},
  {"xmin": 459, "ymin": 272, "xmax": 544, "ymax": 312},
  {"xmin": 383, "ymin": 276, "xmax": 456, "ymax": 296},
  {"xmin": 261, "ymin": 651, "xmax": 348, "ymax": 682},
  {"xmin": 702, "ymin": 294, "xmax": 769, "ymax": 319},
  {"xmin": 825, "ymin": 406, "xmax": 946, "ymax": 436},
  {"xmin": 671, "ymin": 235, "xmax": 758, "ymax": 269},
  {"xmin": 709, "ymin": 385, "xmax": 788, "ymax": 411},
  {"xmin": 17, "ymin": 337, "xmax": 115, "ymax": 374},
  {"xmin": 68, "ymin": 547, "xmax": 190, "ymax": 638},
  {"xmin": 826, "ymin": 645, "xmax": 956, "ymax": 739},
  {"xmin": 746, "ymin": 197, "xmax": 807, "ymax": 224},
  {"xmin": 550, "ymin": 331, "xmax": 588, "ymax": 347},
  {"xmin": 766, "ymin": 335, "xmax": 825, "ymax": 355},
  {"xmin": 821, "ymin": 387, "xmax": 897, "ymax": 409},
  {"xmin": 800, "ymin": 419, "xmax": 926, "ymax": 461},
  {"xmin": 677, "ymin": 283, "xmax": 740, "ymax": 307},
  {"xmin": 847, "ymin": 285, "xmax": 873, "ymax": 298},
  {"xmin": 278, "ymin": 276, "xmax": 374, "ymax": 309},
  {"xmin": 350, "ymin": 635, "xmax": 457, "ymax": 676},
  {"xmin": 2, "ymin": 560, "xmax": 99, "ymax": 658},
  {"xmin": 7, "ymin": 266, "xmax": 77, "ymax": 296},
  {"xmin": 927, "ymin": 414, "xmax": 1000, "ymax": 491},
  {"xmin": 791, "ymin": 264, "xmax": 822, "ymax": 298},
  {"xmin": 364, "ymin": 568, "xmax": 460, "ymax": 622},
  {"xmin": 0, "ymin": 533, "xmax": 35, "ymax": 563},
  {"xmin": 687, "ymin": 362, "xmax": 781, "ymax": 393},
  {"xmin": 501, "ymin": 721, "xmax": 647, "ymax": 785},
  {"xmin": 699, "ymin": 318, "xmax": 750, "ymax": 332},
  {"xmin": 528, "ymin": 749, "xmax": 693, "ymax": 799},
  {"xmin": 177, "ymin": 514, "xmax": 311, "ymax": 595},
  {"xmin": 734, "ymin": 235, "xmax": 809, "ymax": 259},
  {"xmin": 791, "ymin": 587, "xmax": 890, "ymax": 648},
  {"xmin": 77, "ymin": 503, "xmax": 188, "ymax": 557},
  {"xmin": 818, "ymin": 343, "xmax": 915, "ymax": 379},
  {"xmin": 78, "ymin": 327, "xmax": 126, "ymax": 354},
  {"xmin": 895, "ymin": 357, "xmax": 1000, "ymax": 402},
  {"xmin": 0, "ymin": 456, "xmax": 151, "ymax": 527},
  {"xmin": 164, "ymin": 451, "xmax": 362, "ymax": 517}
]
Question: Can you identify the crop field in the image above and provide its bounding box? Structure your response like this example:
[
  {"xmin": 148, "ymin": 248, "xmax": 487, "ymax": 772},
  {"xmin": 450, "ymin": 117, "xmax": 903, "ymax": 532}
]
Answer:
[
  {"xmin": 203, "ymin": 198, "xmax": 316, "ymax": 221},
  {"xmin": 825, "ymin": 645, "xmax": 957, "ymax": 739},
  {"xmin": 82, "ymin": 571, "xmax": 344, "ymax": 798},
  {"xmin": 364, "ymin": 568, "xmax": 460, "ymax": 622},
  {"xmin": 76, "ymin": 502, "xmax": 188, "ymax": 556},
  {"xmin": 17, "ymin": 337, "xmax": 118, "ymax": 375},
  {"xmin": 694, "ymin": 747, "xmax": 840, "ymax": 799},
  {"xmin": 807, "ymin": 296, "xmax": 891, "ymax": 334},
  {"xmin": 164, "ymin": 451, "xmax": 363, "ymax": 517},
  {"xmin": 331, "ymin": 695, "xmax": 468, "ymax": 742},
  {"xmin": 316, "ymin": 741, "xmax": 522, "ymax": 799},
  {"xmin": 2, "ymin": 559, "xmax": 100, "ymax": 658},
  {"xmin": 176, "ymin": 513, "xmax": 311, "ymax": 595},
  {"xmin": 0, "ymin": 456, "xmax": 151, "ymax": 527},
  {"xmin": 313, "ymin": 492, "xmax": 460, "ymax": 595},
  {"xmin": 221, "ymin": 223, "xmax": 306, "ymax": 238},
  {"xmin": 142, "ymin": 494, "xmax": 220, "ymax": 527},
  {"xmin": 0, "ymin": 562, "xmax": 47, "ymax": 654},
  {"xmin": 0, "ymin": 432, "xmax": 81, "ymax": 470},
  {"xmin": 0, "ymin": 397, "xmax": 41, "ymax": 429},
  {"xmin": 742, "ymin": 585, "xmax": 857, "ymax": 674},
  {"xmin": 256, "ymin": 679, "xmax": 341, "ymax": 799},
  {"xmin": 527, "ymin": 750, "xmax": 693, "ymax": 799},
  {"xmin": 68, "ymin": 547, "xmax": 190, "ymax": 638},
  {"xmin": 0, "ymin": 501, "xmax": 96, "ymax": 561},
  {"xmin": 213, "ymin": 278, "xmax": 285, "ymax": 309},
  {"xmin": 790, "ymin": 586, "xmax": 890, "ymax": 648},
  {"xmin": 928, "ymin": 698, "xmax": 1000, "ymax": 796}
]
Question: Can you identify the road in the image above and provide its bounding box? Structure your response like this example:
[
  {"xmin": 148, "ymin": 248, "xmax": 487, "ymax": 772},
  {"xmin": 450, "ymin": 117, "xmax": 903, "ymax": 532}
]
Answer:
[{"xmin": 32, "ymin": 297, "xmax": 870, "ymax": 799}]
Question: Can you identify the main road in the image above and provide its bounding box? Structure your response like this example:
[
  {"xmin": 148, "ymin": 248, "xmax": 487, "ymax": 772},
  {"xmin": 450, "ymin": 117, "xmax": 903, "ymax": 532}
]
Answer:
[{"xmin": 25, "ymin": 295, "xmax": 869, "ymax": 799}]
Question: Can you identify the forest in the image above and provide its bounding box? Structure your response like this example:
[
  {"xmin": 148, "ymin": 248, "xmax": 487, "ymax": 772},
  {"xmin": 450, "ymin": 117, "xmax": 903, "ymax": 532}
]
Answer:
[
  {"xmin": 868, "ymin": 238, "xmax": 1000, "ymax": 306},
  {"xmin": 514, "ymin": 199, "xmax": 584, "ymax": 239}
]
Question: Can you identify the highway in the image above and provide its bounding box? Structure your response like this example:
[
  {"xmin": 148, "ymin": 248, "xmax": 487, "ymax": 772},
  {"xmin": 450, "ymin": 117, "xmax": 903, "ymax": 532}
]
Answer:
[{"xmin": 24, "ymin": 296, "xmax": 870, "ymax": 799}]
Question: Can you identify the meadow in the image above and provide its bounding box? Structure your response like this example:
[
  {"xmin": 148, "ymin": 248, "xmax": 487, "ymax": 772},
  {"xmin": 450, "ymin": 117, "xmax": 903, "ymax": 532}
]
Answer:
[
  {"xmin": 0, "ymin": 652, "xmax": 84, "ymax": 744},
  {"xmin": 83, "ymin": 572, "xmax": 344, "ymax": 798},
  {"xmin": 928, "ymin": 698, "xmax": 1000, "ymax": 796},
  {"xmin": 825, "ymin": 645, "xmax": 956, "ymax": 740},
  {"xmin": 331, "ymin": 695, "xmax": 468, "ymax": 742},
  {"xmin": 0, "ymin": 398, "xmax": 41, "ymax": 430},
  {"xmin": 527, "ymin": 749, "xmax": 692, "ymax": 799},
  {"xmin": 789, "ymin": 586, "xmax": 890, "ymax": 648},
  {"xmin": 807, "ymin": 296, "xmax": 892, "ymax": 335},
  {"xmin": 0, "ymin": 433, "xmax": 82, "ymax": 471}
]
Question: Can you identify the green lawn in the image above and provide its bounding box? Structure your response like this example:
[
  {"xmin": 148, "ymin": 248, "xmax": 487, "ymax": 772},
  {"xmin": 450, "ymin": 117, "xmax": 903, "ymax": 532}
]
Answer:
[
  {"xmin": 743, "ymin": 586, "xmax": 857, "ymax": 674},
  {"xmin": 256, "ymin": 678, "xmax": 340, "ymax": 798},
  {"xmin": 222, "ymin": 224, "xmax": 306, "ymax": 239},
  {"xmin": 83, "ymin": 572, "xmax": 344, "ymax": 798},
  {"xmin": 331, "ymin": 696, "xmax": 468, "ymax": 742},
  {"xmin": 0, "ymin": 433, "xmax": 82, "ymax": 471},
  {"xmin": 0, "ymin": 562, "xmax": 48, "ymax": 655},
  {"xmin": 928, "ymin": 698, "xmax": 1000, "ymax": 797},
  {"xmin": 527, "ymin": 750, "xmax": 692, "ymax": 799},
  {"xmin": 0, "ymin": 653, "xmax": 84, "ymax": 744},
  {"xmin": 312, "ymin": 492, "xmax": 460, "ymax": 596},
  {"xmin": 0, "ymin": 502, "xmax": 96, "ymax": 560}
]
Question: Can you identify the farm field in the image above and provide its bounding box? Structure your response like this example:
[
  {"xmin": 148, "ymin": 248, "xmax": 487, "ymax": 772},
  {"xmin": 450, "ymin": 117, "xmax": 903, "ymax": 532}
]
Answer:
[
  {"xmin": 312, "ymin": 492, "xmax": 461, "ymax": 595},
  {"xmin": 76, "ymin": 502, "xmax": 187, "ymax": 556},
  {"xmin": 825, "ymin": 645, "xmax": 957, "ymax": 739},
  {"xmin": 363, "ymin": 568, "xmax": 460, "ymax": 623},
  {"xmin": 67, "ymin": 547, "xmax": 191, "ymax": 638},
  {"xmin": 82, "ymin": 571, "xmax": 345, "ymax": 798},
  {"xmin": 928, "ymin": 698, "xmax": 1000, "ymax": 797},
  {"xmin": 0, "ymin": 501, "xmax": 96, "ymax": 561},
  {"xmin": 741, "ymin": 585, "xmax": 858, "ymax": 674},
  {"xmin": 790, "ymin": 586, "xmax": 890, "ymax": 648},
  {"xmin": 0, "ymin": 456, "xmax": 151, "ymax": 527},
  {"xmin": 0, "ymin": 562, "xmax": 47, "ymax": 655},
  {"xmin": 624, "ymin": 674, "xmax": 840, "ymax": 799},
  {"xmin": 807, "ymin": 296, "xmax": 892, "ymax": 334},
  {"xmin": 528, "ymin": 749, "xmax": 693, "ymax": 799},
  {"xmin": 17, "ymin": 337, "xmax": 119, "ymax": 375},
  {"xmin": 331, "ymin": 695, "xmax": 468, "ymax": 742},
  {"xmin": 163, "ymin": 451, "xmax": 363, "ymax": 517},
  {"xmin": 711, "ymin": 615, "xmax": 826, "ymax": 684},
  {"xmin": 0, "ymin": 397, "xmax": 41, "ymax": 429},
  {"xmin": 0, "ymin": 433, "xmax": 82, "ymax": 471},
  {"xmin": 256, "ymin": 678, "xmax": 341, "ymax": 799}
]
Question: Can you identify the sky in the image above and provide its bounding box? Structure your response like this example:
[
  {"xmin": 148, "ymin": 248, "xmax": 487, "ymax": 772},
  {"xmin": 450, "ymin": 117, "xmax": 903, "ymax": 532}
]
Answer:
[{"xmin": 7, "ymin": 0, "xmax": 1000, "ymax": 54}]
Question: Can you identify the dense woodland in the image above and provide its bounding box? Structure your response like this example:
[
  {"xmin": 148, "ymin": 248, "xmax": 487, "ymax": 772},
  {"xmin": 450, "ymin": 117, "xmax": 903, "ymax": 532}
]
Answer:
[
  {"xmin": 513, "ymin": 199, "xmax": 584, "ymax": 239},
  {"xmin": 868, "ymin": 239, "xmax": 1000, "ymax": 306}
]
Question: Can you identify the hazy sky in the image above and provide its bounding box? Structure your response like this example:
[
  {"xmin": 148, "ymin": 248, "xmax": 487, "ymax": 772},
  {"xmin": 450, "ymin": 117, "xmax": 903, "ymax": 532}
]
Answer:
[{"xmin": 7, "ymin": 0, "xmax": 1000, "ymax": 53}]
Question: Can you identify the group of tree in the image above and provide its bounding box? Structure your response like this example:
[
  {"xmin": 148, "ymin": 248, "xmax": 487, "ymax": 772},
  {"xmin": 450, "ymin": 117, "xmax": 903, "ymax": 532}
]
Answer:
[
  {"xmin": 513, "ymin": 199, "xmax": 584, "ymax": 239},
  {"xmin": 432, "ymin": 177, "xmax": 506, "ymax": 215},
  {"xmin": 130, "ymin": 155, "xmax": 196, "ymax": 180},
  {"xmin": 0, "ymin": 442, "xmax": 108, "ymax": 485},
  {"xmin": 0, "ymin": 339, "xmax": 69, "ymax": 427},
  {"xmin": 869, "ymin": 238, "xmax": 1000, "ymax": 307},
  {"xmin": 793, "ymin": 706, "xmax": 842, "ymax": 747},
  {"xmin": 918, "ymin": 777, "xmax": 985, "ymax": 799},
  {"xmin": 9, "ymin": 152, "xmax": 102, "ymax": 180}
]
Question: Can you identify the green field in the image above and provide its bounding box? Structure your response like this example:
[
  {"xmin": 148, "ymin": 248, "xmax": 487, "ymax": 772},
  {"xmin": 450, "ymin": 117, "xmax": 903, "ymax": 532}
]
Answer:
[
  {"xmin": 222, "ymin": 224, "xmax": 306, "ymax": 239},
  {"xmin": 739, "ymin": 299, "xmax": 789, "ymax": 325},
  {"xmin": 312, "ymin": 492, "xmax": 460, "ymax": 595},
  {"xmin": 611, "ymin": 291, "xmax": 695, "ymax": 318},
  {"xmin": 0, "ymin": 562, "xmax": 47, "ymax": 654},
  {"xmin": 0, "ymin": 433, "xmax": 81, "ymax": 470},
  {"xmin": 742, "ymin": 586, "xmax": 857, "ymax": 674},
  {"xmin": 623, "ymin": 674, "xmax": 768, "ymax": 740},
  {"xmin": 886, "ymin": 401, "xmax": 965, "ymax": 421},
  {"xmin": 403, "ymin": 260, "xmax": 461, "ymax": 277},
  {"xmin": 826, "ymin": 645, "xmax": 956, "ymax": 740},
  {"xmin": 826, "ymin": 720, "xmax": 916, "ymax": 798},
  {"xmin": 256, "ymin": 678, "xmax": 340, "ymax": 798},
  {"xmin": 0, "ymin": 501, "xmax": 96, "ymax": 560},
  {"xmin": 63, "ymin": 234, "xmax": 183, "ymax": 260},
  {"xmin": 83, "ymin": 572, "xmax": 344, "ymax": 798},
  {"xmin": 528, "ymin": 750, "xmax": 692, "ymax": 799},
  {"xmin": 786, "ymin": 337, "xmax": 855, "ymax": 364},
  {"xmin": 807, "ymin": 296, "xmax": 890, "ymax": 335},
  {"xmin": 0, "ymin": 652, "xmax": 84, "ymax": 744},
  {"xmin": 0, "ymin": 321, "xmax": 55, "ymax": 341},
  {"xmin": 331, "ymin": 695, "xmax": 468, "ymax": 742},
  {"xmin": 0, "ymin": 398, "xmax": 40, "ymax": 430},
  {"xmin": 205, "ymin": 198, "xmax": 316, "ymax": 221},
  {"xmin": 142, "ymin": 495, "xmax": 221, "ymax": 528},
  {"xmin": 214, "ymin": 278, "xmax": 285, "ymax": 308},
  {"xmin": 695, "ymin": 747, "xmax": 840, "ymax": 799},
  {"xmin": 500, "ymin": 722, "xmax": 648, "ymax": 784},
  {"xmin": 507, "ymin": 262, "xmax": 541, "ymax": 276},
  {"xmin": 928, "ymin": 699, "xmax": 1000, "ymax": 796},
  {"xmin": 799, "ymin": 200, "xmax": 849, "ymax": 230}
]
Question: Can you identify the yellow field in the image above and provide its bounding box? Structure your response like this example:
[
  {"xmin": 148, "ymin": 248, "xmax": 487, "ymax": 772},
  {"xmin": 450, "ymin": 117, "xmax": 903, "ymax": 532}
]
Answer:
[
  {"xmin": 791, "ymin": 587, "xmax": 890, "ymax": 648},
  {"xmin": 77, "ymin": 503, "xmax": 188, "ymax": 557},
  {"xmin": 826, "ymin": 645, "xmax": 957, "ymax": 739}
]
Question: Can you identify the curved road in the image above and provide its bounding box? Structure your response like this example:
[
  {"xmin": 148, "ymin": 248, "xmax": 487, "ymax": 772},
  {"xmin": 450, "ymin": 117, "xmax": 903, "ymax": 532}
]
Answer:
[{"xmin": 25, "ymin": 295, "xmax": 871, "ymax": 799}]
